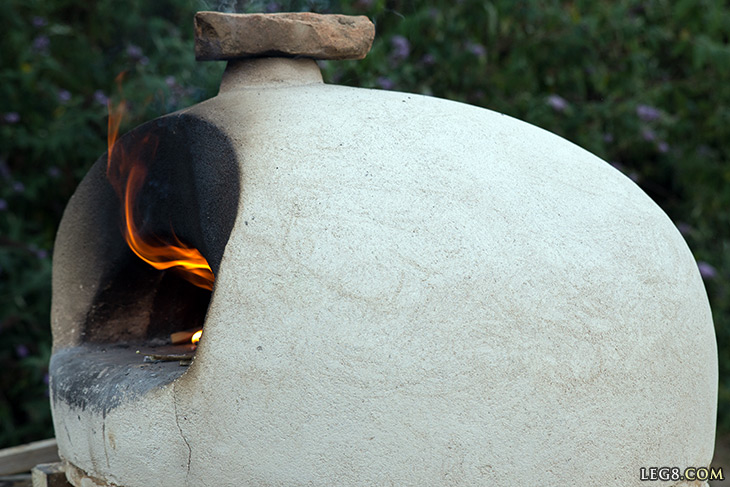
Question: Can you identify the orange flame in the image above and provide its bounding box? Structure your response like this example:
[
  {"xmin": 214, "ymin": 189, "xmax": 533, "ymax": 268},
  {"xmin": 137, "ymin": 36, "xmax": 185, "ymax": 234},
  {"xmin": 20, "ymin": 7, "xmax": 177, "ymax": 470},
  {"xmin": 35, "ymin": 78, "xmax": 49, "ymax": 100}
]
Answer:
[
  {"xmin": 191, "ymin": 329, "xmax": 203, "ymax": 344},
  {"xmin": 105, "ymin": 83, "xmax": 214, "ymax": 291}
]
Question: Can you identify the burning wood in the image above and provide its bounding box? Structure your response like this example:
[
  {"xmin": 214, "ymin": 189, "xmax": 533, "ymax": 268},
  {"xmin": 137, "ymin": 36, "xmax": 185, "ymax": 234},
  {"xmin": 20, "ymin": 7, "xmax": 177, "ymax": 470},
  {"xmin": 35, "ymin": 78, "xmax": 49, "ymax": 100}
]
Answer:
[
  {"xmin": 137, "ymin": 341, "xmax": 198, "ymax": 365},
  {"xmin": 143, "ymin": 352, "xmax": 194, "ymax": 362},
  {"xmin": 170, "ymin": 328, "xmax": 203, "ymax": 345}
]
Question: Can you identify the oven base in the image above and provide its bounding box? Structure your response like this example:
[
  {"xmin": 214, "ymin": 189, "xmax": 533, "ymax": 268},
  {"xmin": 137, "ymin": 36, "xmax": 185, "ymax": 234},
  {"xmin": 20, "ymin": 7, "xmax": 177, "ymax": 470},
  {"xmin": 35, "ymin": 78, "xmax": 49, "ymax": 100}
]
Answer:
[
  {"xmin": 63, "ymin": 461, "xmax": 116, "ymax": 487},
  {"xmin": 55, "ymin": 459, "xmax": 713, "ymax": 487}
]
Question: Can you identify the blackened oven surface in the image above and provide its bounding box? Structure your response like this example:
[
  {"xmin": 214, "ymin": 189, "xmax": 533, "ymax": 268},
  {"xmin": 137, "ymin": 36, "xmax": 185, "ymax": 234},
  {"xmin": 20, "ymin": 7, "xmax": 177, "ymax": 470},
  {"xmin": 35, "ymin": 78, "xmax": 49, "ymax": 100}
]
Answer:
[{"xmin": 50, "ymin": 112, "xmax": 240, "ymax": 411}]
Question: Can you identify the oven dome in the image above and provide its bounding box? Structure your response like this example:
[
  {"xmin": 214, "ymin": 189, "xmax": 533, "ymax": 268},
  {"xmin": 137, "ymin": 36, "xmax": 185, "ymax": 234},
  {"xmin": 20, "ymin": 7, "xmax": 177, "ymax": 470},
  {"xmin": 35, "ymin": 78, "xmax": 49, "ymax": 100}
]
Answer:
[{"xmin": 50, "ymin": 13, "xmax": 717, "ymax": 487}]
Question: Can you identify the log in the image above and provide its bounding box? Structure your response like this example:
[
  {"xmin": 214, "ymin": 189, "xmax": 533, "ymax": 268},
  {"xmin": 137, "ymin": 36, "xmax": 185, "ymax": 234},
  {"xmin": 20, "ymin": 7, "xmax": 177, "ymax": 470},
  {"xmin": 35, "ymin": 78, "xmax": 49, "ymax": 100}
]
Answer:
[
  {"xmin": 0, "ymin": 473, "xmax": 32, "ymax": 487},
  {"xmin": 170, "ymin": 329, "xmax": 200, "ymax": 345},
  {"xmin": 0, "ymin": 440, "xmax": 58, "ymax": 476},
  {"xmin": 31, "ymin": 463, "xmax": 69, "ymax": 487}
]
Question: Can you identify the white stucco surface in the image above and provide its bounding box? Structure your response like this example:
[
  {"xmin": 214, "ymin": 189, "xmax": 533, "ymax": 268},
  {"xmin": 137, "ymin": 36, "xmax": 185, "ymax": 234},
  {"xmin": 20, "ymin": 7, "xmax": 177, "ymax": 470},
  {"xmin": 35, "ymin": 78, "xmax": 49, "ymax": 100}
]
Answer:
[{"xmin": 52, "ymin": 59, "xmax": 717, "ymax": 486}]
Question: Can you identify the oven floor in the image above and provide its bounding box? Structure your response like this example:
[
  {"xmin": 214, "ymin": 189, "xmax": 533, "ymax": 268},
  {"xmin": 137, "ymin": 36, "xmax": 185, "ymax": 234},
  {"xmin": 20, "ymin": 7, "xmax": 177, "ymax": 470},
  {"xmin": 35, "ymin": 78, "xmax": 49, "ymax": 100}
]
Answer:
[{"xmin": 50, "ymin": 343, "xmax": 195, "ymax": 414}]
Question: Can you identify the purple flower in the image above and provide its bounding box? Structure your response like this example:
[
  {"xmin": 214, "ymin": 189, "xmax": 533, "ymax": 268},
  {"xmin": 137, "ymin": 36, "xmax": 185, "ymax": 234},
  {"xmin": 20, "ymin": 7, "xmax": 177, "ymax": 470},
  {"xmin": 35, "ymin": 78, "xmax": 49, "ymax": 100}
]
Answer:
[
  {"xmin": 376, "ymin": 76, "xmax": 395, "ymax": 90},
  {"xmin": 421, "ymin": 54, "xmax": 436, "ymax": 66},
  {"xmin": 697, "ymin": 145, "xmax": 713, "ymax": 157},
  {"xmin": 13, "ymin": 181, "xmax": 25, "ymax": 193},
  {"xmin": 57, "ymin": 89, "xmax": 71, "ymax": 103},
  {"xmin": 657, "ymin": 141, "xmax": 669, "ymax": 153},
  {"xmin": 32, "ymin": 35, "xmax": 50, "ymax": 53},
  {"xmin": 35, "ymin": 249, "xmax": 48, "ymax": 259},
  {"xmin": 0, "ymin": 199, "xmax": 7, "ymax": 211},
  {"xmin": 165, "ymin": 76, "xmax": 177, "ymax": 88},
  {"xmin": 15, "ymin": 344, "xmax": 29, "ymax": 359},
  {"xmin": 126, "ymin": 44, "xmax": 143, "ymax": 60},
  {"xmin": 3, "ymin": 112, "xmax": 20, "ymax": 124},
  {"xmin": 466, "ymin": 42, "xmax": 486, "ymax": 57},
  {"xmin": 43, "ymin": 373, "xmax": 50, "ymax": 385},
  {"xmin": 603, "ymin": 133, "xmax": 614, "ymax": 143},
  {"xmin": 328, "ymin": 70, "xmax": 343, "ymax": 84},
  {"xmin": 32, "ymin": 16, "xmax": 47, "ymax": 28},
  {"xmin": 609, "ymin": 161, "xmax": 625, "ymax": 172},
  {"xmin": 546, "ymin": 94, "xmax": 568, "ymax": 112},
  {"xmin": 48, "ymin": 166, "xmax": 61, "ymax": 178},
  {"xmin": 265, "ymin": 1, "xmax": 281, "ymax": 12},
  {"xmin": 697, "ymin": 261, "xmax": 717, "ymax": 280},
  {"xmin": 390, "ymin": 35, "xmax": 410, "ymax": 61},
  {"xmin": 637, "ymin": 104, "xmax": 661, "ymax": 122},
  {"xmin": 610, "ymin": 161, "xmax": 639, "ymax": 182},
  {"xmin": 676, "ymin": 222, "xmax": 692, "ymax": 236},
  {"xmin": 93, "ymin": 90, "xmax": 109, "ymax": 106},
  {"xmin": 641, "ymin": 127, "xmax": 656, "ymax": 142},
  {"xmin": 139, "ymin": 56, "xmax": 149, "ymax": 66}
]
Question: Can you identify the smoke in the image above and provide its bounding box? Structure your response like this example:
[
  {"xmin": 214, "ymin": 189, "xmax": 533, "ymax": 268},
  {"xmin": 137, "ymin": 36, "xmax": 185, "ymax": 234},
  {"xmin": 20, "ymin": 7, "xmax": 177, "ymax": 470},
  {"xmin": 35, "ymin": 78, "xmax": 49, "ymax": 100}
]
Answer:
[{"xmin": 198, "ymin": 0, "xmax": 337, "ymax": 13}]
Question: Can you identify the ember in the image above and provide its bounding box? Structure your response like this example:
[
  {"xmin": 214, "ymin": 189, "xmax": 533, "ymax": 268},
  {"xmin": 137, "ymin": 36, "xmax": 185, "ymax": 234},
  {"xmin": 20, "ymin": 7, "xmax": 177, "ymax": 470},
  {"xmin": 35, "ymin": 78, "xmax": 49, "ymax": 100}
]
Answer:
[{"xmin": 169, "ymin": 328, "xmax": 204, "ymax": 345}]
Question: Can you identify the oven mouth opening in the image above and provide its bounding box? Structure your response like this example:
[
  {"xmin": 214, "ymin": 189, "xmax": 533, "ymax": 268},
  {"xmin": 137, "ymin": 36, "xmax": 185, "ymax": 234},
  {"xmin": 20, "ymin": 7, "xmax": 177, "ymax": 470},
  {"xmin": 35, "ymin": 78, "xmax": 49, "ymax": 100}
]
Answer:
[
  {"xmin": 82, "ymin": 246, "xmax": 212, "ymax": 360},
  {"xmin": 50, "ymin": 112, "xmax": 239, "ymax": 411},
  {"xmin": 49, "ymin": 248, "xmax": 213, "ymax": 412}
]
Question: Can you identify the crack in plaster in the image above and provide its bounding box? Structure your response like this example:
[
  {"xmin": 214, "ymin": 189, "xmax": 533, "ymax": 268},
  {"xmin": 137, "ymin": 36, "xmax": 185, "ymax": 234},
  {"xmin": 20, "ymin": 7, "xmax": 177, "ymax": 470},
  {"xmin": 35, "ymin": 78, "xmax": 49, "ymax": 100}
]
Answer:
[
  {"xmin": 64, "ymin": 423, "xmax": 73, "ymax": 446},
  {"xmin": 102, "ymin": 420, "xmax": 110, "ymax": 469},
  {"xmin": 173, "ymin": 381, "xmax": 192, "ymax": 483}
]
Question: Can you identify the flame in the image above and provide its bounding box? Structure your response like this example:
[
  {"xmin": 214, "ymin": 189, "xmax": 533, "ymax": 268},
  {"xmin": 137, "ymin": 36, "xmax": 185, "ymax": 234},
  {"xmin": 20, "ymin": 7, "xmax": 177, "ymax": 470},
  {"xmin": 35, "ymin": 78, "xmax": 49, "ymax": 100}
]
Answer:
[
  {"xmin": 191, "ymin": 329, "xmax": 203, "ymax": 344},
  {"xmin": 105, "ymin": 80, "xmax": 214, "ymax": 291}
]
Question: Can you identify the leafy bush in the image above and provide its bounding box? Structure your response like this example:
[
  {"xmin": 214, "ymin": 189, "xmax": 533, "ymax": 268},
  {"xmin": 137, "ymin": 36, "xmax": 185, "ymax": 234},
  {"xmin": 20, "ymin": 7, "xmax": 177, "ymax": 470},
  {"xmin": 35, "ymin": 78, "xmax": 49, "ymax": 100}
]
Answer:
[
  {"xmin": 0, "ymin": 0, "xmax": 222, "ymax": 447},
  {"xmin": 1, "ymin": 0, "xmax": 728, "ymax": 447}
]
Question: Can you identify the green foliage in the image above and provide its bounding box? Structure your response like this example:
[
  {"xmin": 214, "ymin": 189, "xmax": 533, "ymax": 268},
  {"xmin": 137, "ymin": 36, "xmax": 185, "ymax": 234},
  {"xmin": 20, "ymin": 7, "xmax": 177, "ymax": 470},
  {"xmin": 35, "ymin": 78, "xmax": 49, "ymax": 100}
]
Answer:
[
  {"xmin": 1, "ymin": 0, "xmax": 728, "ymax": 447},
  {"xmin": 327, "ymin": 0, "xmax": 730, "ymax": 430},
  {"xmin": 0, "ymin": 0, "xmax": 223, "ymax": 448}
]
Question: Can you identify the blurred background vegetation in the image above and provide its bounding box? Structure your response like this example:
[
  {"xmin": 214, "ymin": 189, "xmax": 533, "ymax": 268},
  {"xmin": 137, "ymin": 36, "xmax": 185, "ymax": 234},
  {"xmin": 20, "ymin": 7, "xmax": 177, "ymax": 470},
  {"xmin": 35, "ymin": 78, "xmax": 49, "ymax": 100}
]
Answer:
[{"xmin": 1, "ymin": 0, "xmax": 728, "ymax": 448}]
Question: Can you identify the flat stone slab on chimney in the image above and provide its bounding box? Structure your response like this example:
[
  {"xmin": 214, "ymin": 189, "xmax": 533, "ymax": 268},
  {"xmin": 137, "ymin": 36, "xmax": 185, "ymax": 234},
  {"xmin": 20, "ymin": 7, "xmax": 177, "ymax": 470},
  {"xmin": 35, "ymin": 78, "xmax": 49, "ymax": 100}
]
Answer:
[{"xmin": 194, "ymin": 12, "xmax": 375, "ymax": 61}]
